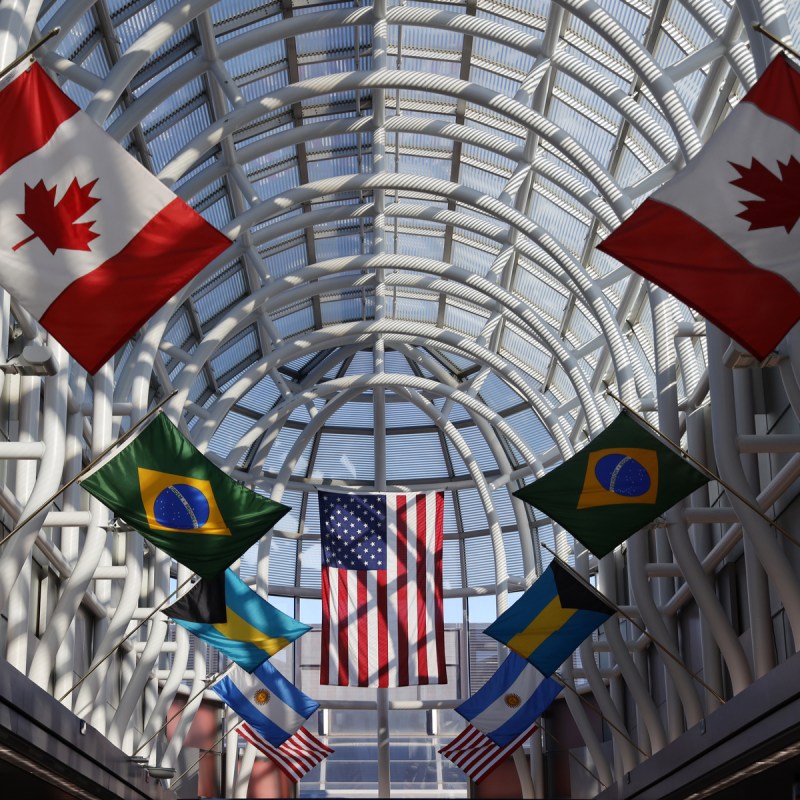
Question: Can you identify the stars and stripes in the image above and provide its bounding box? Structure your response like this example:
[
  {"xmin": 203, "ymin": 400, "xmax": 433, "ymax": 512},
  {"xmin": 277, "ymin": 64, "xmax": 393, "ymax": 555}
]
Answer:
[
  {"xmin": 439, "ymin": 721, "xmax": 539, "ymax": 783},
  {"xmin": 239, "ymin": 724, "xmax": 333, "ymax": 783},
  {"xmin": 319, "ymin": 490, "xmax": 446, "ymax": 687}
]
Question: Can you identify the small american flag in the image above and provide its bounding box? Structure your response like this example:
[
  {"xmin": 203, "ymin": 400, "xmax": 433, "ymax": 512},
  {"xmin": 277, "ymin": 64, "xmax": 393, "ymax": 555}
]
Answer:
[
  {"xmin": 239, "ymin": 724, "xmax": 333, "ymax": 783},
  {"xmin": 318, "ymin": 490, "xmax": 446, "ymax": 687},
  {"xmin": 439, "ymin": 722, "xmax": 538, "ymax": 783}
]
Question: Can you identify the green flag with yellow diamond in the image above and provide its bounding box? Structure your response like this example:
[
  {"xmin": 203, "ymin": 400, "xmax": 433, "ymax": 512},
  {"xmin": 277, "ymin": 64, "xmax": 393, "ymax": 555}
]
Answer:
[
  {"xmin": 80, "ymin": 413, "xmax": 290, "ymax": 579},
  {"xmin": 515, "ymin": 412, "xmax": 708, "ymax": 558}
]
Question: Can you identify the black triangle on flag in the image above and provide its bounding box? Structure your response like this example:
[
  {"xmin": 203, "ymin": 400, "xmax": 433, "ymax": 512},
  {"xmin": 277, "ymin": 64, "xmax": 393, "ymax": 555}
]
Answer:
[{"xmin": 164, "ymin": 571, "xmax": 227, "ymax": 624}]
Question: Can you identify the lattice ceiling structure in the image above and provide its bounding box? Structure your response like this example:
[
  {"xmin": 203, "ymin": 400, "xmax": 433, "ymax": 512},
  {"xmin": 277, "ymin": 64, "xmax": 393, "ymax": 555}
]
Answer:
[{"xmin": 1, "ymin": 0, "xmax": 799, "ymax": 796}]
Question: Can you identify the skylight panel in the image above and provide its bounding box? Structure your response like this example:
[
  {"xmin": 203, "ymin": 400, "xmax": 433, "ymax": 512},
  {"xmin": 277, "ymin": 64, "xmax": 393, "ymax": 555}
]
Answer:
[
  {"xmin": 442, "ymin": 540, "xmax": 463, "ymax": 589},
  {"xmin": 295, "ymin": 25, "xmax": 357, "ymax": 56},
  {"xmin": 386, "ymin": 433, "xmax": 449, "ymax": 480},
  {"xmin": 266, "ymin": 537, "xmax": 299, "ymax": 586},
  {"xmin": 307, "ymin": 154, "xmax": 362, "ymax": 183},
  {"xmin": 313, "ymin": 433, "xmax": 376, "ymax": 481},
  {"xmin": 262, "ymin": 243, "xmax": 309, "ymax": 280},
  {"xmin": 147, "ymin": 104, "xmax": 214, "ymax": 172},
  {"xmin": 501, "ymin": 326, "xmax": 551, "ymax": 384},
  {"xmin": 527, "ymin": 192, "xmax": 587, "ymax": 258},
  {"xmin": 315, "ymin": 232, "xmax": 363, "ymax": 261},
  {"xmin": 448, "ymin": 427, "xmax": 499, "ymax": 473},
  {"xmin": 163, "ymin": 308, "xmax": 193, "ymax": 350},
  {"xmin": 384, "ymin": 400, "xmax": 434, "ymax": 429},
  {"xmin": 211, "ymin": 326, "xmax": 261, "ymax": 380},
  {"xmin": 505, "ymin": 407, "xmax": 555, "ymax": 457},
  {"xmin": 320, "ymin": 294, "xmax": 367, "ymax": 325},
  {"xmin": 477, "ymin": 370, "xmax": 529, "ymax": 413},
  {"xmin": 459, "ymin": 536, "xmax": 494, "ymax": 592},
  {"xmin": 193, "ymin": 266, "xmax": 248, "ymax": 327},
  {"xmin": 502, "ymin": 530, "xmax": 524, "ymax": 577},
  {"xmin": 251, "ymin": 164, "xmax": 301, "ymax": 201},
  {"xmin": 239, "ymin": 375, "xmax": 282, "ymax": 415},
  {"xmin": 397, "ymin": 231, "xmax": 445, "ymax": 261},
  {"xmin": 325, "ymin": 400, "xmax": 375, "ymax": 429},
  {"xmin": 391, "ymin": 294, "xmax": 440, "ymax": 325},
  {"xmin": 299, "ymin": 540, "xmax": 322, "ymax": 589},
  {"xmin": 459, "ymin": 491, "xmax": 491, "ymax": 535},
  {"xmin": 443, "ymin": 302, "xmax": 491, "ymax": 340},
  {"xmin": 468, "ymin": 65, "xmax": 525, "ymax": 98},
  {"xmin": 201, "ymin": 194, "xmax": 235, "ymax": 229},
  {"xmin": 209, "ymin": 0, "xmax": 282, "ymax": 27},
  {"xmin": 459, "ymin": 162, "xmax": 508, "ymax": 198},
  {"xmin": 262, "ymin": 426, "xmax": 310, "ymax": 475},
  {"xmin": 450, "ymin": 241, "xmax": 496, "ymax": 277},
  {"xmin": 207, "ymin": 410, "xmax": 257, "ymax": 459},
  {"xmin": 238, "ymin": 67, "xmax": 292, "ymax": 101},
  {"xmin": 273, "ymin": 305, "xmax": 315, "ymax": 339}
]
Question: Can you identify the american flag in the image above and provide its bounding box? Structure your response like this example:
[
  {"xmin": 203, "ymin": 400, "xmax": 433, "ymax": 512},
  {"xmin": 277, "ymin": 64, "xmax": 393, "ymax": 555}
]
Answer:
[
  {"xmin": 318, "ymin": 490, "xmax": 446, "ymax": 687},
  {"xmin": 239, "ymin": 724, "xmax": 333, "ymax": 783},
  {"xmin": 439, "ymin": 722, "xmax": 538, "ymax": 783}
]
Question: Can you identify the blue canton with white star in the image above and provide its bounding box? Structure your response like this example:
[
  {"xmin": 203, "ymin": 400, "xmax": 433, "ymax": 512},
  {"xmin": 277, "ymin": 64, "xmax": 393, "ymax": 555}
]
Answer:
[{"xmin": 319, "ymin": 493, "xmax": 387, "ymax": 571}]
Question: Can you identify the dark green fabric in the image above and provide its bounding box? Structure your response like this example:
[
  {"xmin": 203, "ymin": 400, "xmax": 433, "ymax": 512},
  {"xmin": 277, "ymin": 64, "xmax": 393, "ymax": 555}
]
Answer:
[
  {"xmin": 81, "ymin": 413, "xmax": 290, "ymax": 579},
  {"xmin": 514, "ymin": 412, "xmax": 708, "ymax": 557}
]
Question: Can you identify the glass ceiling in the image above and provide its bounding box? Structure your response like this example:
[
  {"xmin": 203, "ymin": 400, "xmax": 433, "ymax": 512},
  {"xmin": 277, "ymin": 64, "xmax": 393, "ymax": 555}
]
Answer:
[{"xmin": 13, "ymin": 0, "xmax": 800, "ymax": 794}]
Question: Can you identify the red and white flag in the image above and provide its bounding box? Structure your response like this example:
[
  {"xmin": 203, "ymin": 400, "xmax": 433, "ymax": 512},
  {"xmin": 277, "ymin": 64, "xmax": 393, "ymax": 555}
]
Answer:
[
  {"xmin": 239, "ymin": 724, "xmax": 333, "ymax": 783},
  {"xmin": 318, "ymin": 490, "xmax": 446, "ymax": 687},
  {"xmin": 439, "ymin": 721, "xmax": 538, "ymax": 784},
  {"xmin": 599, "ymin": 54, "xmax": 800, "ymax": 360},
  {"xmin": 0, "ymin": 62, "xmax": 231, "ymax": 373}
]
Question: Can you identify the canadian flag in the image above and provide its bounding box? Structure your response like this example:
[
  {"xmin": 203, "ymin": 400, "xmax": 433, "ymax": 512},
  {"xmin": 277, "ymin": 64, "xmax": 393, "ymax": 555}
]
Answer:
[
  {"xmin": 0, "ymin": 62, "xmax": 231, "ymax": 373},
  {"xmin": 599, "ymin": 54, "xmax": 800, "ymax": 360}
]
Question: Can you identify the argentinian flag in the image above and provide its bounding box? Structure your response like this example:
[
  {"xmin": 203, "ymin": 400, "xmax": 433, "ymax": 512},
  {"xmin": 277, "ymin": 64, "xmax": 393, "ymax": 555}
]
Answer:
[
  {"xmin": 456, "ymin": 653, "xmax": 562, "ymax": 746},
  {"xmin": 212, "ymin": 661, "xmax": 319, "ymax": 746}
]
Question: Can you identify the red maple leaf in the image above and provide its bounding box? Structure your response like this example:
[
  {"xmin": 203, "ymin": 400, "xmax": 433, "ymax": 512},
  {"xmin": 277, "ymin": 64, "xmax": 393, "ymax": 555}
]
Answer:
[
  {"xmin": 729, "ymin": 155, "xmax": 800, "ymax": 233},
  {"xmin": 13, "ymin": 178, "xmax": 100, "ymax": 254}
]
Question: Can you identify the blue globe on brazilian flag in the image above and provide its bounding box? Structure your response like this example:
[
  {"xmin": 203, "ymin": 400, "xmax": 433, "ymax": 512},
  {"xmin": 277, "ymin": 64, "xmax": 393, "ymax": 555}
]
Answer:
[
  {"xmin": 80, "ymin": 413, "xmax": 290, "ymax": 579},
  {"xmin": 514, "ymin": 412, "xmax": 708, "ymax": 557}
]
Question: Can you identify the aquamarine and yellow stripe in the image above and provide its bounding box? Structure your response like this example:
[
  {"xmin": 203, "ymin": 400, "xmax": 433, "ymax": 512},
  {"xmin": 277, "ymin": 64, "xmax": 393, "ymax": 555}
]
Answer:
[
  {"xmin": 484, "ymin": 561, "xmax": 614, "ymax": 677},
  {"xmin": 174, "ymin": 570, "xmax": 310, "ymax": 672}
]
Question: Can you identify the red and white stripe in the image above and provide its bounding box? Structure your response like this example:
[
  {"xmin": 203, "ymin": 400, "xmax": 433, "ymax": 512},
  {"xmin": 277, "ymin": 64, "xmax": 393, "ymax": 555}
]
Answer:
[
  {"xmin": 439, "ymin": 722, "xmax": 538, "ymax": 784},
  {"xmin": 599, "ymin": 54, "xmax": 800, "ymax": 360},
  {"xmin": 239, "ymin": 724, "xmax": 333, "ymax": 783},
  {"xmin": 0, "ymin": 63, "xmax": 230, "ymax": 373},
  {"xmin": 321, "ymin": 491, "xmax": 445, "ymax": 687}
]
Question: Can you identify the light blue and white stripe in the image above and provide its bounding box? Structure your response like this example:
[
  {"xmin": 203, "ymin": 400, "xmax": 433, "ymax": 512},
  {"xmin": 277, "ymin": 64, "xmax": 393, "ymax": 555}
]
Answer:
[
  {"xmin": 212, "ymin": 660, "xmax": 319, "ymax": 747},
  {"xmin": 456, "ymin": 653, "xmax": 562, "ymax": 746}
]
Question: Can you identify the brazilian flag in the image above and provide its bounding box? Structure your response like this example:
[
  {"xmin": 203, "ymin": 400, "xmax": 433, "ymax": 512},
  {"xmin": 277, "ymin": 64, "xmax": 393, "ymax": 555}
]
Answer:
[
  {"xmin": 484, "ymin": 560, "xmax": 614, "ymax": 677},
  {"xmin": 80, "ymin": 413, "xmax": 290, "ymax": 579},
  {"xmin": 515, "ymin": 412, "xmax": 708, "ymax": 558}
]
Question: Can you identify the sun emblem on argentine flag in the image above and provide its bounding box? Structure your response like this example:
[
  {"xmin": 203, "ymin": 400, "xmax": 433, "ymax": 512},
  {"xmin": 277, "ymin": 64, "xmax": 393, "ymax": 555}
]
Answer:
[
  {"xmin": 504, "ymin": 692, "xmax": 521, "ymax": 708},
  {"xmin": 254, "ymin": 689, "xmax": 270, "ymax": 705}
]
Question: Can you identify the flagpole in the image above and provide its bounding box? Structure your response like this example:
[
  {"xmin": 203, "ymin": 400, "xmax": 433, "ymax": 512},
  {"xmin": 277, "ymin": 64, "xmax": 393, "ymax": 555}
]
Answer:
[
  {"xmin": 170, "ymin": 723, "xmax": 237, "ymax": 791},
  {"xmin": 539, "ymin": 541, "xmax": 726, "ymax": 707},
  {"xmin": 0, "ymin": 27, "xmax": 60, "ymax": 81},
  {"xmin": 58, "ymin": 572, "xmax": 194, "ymax": 702},
  {"xmin": 604, "ymin": 388, "xmax": 800, "ymax": 549},
  {"xmin": 132, "ymin": 663, "xmax": 234, "ymax": 756},
  {"xmin": 751, "ymin": 23, "xmax": 800, "ymax": 61},
  {"xmin": 552, "ymin": 674, "xmax": 650, "ymax": 759},
  {"xmin": 0, "ymin": 390, "xmax": 177, "ymax": 550},
  {"xmin": 539, "ymin": 726, "xmax": 607, "ymax": 791}
]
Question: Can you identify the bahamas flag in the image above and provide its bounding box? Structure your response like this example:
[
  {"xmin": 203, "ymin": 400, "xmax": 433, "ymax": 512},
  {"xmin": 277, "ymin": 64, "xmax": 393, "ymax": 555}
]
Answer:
[
  {"xmin": 164, "ymin": 569, "xmax": 310, "ymax": 672},
  {"xmin": 80, "ymin": 413, "xmax": 290, "ymax": 579},
  {"xmin": 514, "ymin": 412, "xmax": 708, "ymax": 557},
  {"xmin": 456, "ymin": 653, "xmax": 562, "ymax": 746},
  {"xmin": 212, "ymin": 660, "xmax": 319, "ymax": 747},
  {"xmin": 484, "ymin": 560, "xmax": 614, "ymax": 677}
]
